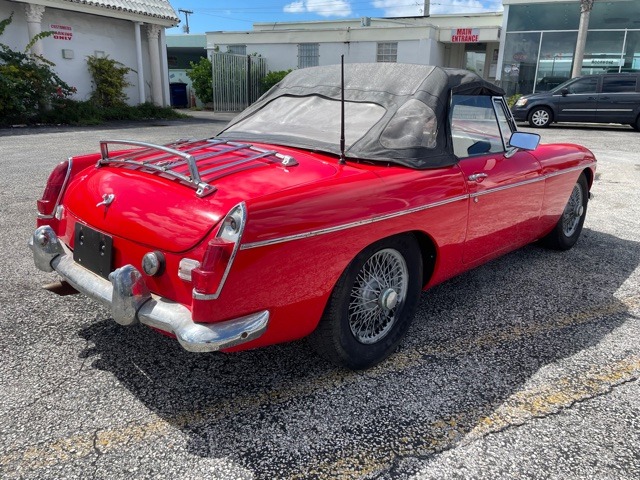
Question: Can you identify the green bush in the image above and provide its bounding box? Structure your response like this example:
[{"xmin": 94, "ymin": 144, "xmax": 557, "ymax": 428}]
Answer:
[
  {"xmin": 186, "ymin": 57, "xmax": 213, "ymax": 103},
  {"xmin": 86, "ymin": 55, "xmax": 132, "ymax": 107},
  {"xmin": 507, "ymin": 93, "xmax": 523, "ymax": 108},
  {"xmin": 260, "ymin": 69, "xmax": 292, "ymax": 93},
  {"xmin": 0, "ymin": 14, "xmax": 75, "ymax": 125},
  {"xmin": 39, "ymin": 100, "xmax": 186, "ymax": 126}
]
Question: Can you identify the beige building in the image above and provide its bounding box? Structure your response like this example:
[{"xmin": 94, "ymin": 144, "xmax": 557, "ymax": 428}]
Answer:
[{"xmin": 208, "ymin": 12, "xmax": 503, "ymax": 83}]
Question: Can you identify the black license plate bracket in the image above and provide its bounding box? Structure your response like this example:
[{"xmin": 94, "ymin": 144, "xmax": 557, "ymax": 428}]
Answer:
[{"xmin": 73, "ymin": 224, "xmax": 113, "ymax": 279}]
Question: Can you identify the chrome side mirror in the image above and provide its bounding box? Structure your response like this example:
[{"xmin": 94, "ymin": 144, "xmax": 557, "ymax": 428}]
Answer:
[
  {"xmin": 505, "ymin": 132, "xmax": 541, "ymax": 158},
  {"xmin": 509, "ymin": 132, "xmax": 540, "ymax": 151}
]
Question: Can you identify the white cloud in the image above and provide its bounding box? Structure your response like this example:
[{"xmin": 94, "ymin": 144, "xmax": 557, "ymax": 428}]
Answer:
[
  {"xmin": 284, "ymin": 1, "xmax": 305, "ymax": 13},
  {"xmin": 372, "ymin": 1, "xmax": 503, "ymax": 17},
  {"xmin": 283, "ymin": 0, "xmax": 353, "ymax": 18},
  {"xmin": 372, "ymin": 1, "xmax": 422, "ymax": 17},
  {"xmin": 431, "ymin": 1, "xmax": 503, "ymax": 14}
]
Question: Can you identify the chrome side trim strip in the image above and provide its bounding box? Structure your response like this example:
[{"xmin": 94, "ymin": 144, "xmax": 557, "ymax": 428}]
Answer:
[
  {"xmin": 240, "ymin": 161, "xmax": 596, "ymax": 251},
  {"xmin": 544, "ymin": 162, "xmax": 596, "ymax": 179},
  {"xmin": 240, "ymin": 194, "xmax": 469, "ymax": 250},
  {"xmin": 470, "ymin": 176, "xmax": 543, "ymax": 198}
]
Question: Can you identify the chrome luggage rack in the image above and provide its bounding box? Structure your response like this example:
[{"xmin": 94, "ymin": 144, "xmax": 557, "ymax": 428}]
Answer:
[{"xmin": 98, "ymin": 138, "xmax": 298, "ymax": 198}]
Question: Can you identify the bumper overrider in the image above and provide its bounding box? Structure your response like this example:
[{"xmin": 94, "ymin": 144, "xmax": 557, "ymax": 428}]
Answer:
[{"xmin": 28, "ymin": 226, "xmax": 269, "ymax": 352}]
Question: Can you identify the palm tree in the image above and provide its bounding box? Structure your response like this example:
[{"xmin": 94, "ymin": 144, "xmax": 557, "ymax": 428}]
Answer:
[{"xmin": 571, "ymin": 0, "xmax": 596, "ymax": 78}]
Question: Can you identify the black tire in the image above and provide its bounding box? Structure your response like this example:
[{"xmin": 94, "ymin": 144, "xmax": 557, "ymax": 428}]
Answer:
[
  {"xmin": 541, "ymin": 173, "xmax": 589, "ymax": 250},
  {"xmin": 632, "ymin": 116, "xmax": 640, "ymax": 131},
  {"xmin": 309, "ymin": 234, "xmax": 423, "ymax": 370},
  {"xmin": 528, "ymin": 106, "xmax": 553, "ymax": 128}
]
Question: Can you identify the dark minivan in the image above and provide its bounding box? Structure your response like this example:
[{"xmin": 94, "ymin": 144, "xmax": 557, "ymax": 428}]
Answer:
[{"xmin": 511, "ymin": 73, "xmax": 640, "ymax": 130}]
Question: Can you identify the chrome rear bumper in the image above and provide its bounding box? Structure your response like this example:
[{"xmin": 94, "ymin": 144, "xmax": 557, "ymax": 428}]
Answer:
[{"xmin": 28, "ymin": 226, "xmax": 269, "ymax": 352}]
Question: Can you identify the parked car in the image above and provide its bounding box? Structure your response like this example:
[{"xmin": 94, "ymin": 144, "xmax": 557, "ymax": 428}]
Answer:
[
  {"xmin": 29, "ymin": 64, "xmax": 596, "ymax": 369},
  {"xmin": 512, "ymin": 72, "xmax": 640, "ymax": 129}
]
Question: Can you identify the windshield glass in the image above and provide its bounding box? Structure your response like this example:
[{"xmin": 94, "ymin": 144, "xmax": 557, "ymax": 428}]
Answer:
[{"xmin": 225, "ymin": 95, "xmax": 386, "ymax": 148}]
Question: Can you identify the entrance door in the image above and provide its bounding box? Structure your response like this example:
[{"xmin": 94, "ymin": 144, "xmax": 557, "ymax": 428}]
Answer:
[{"xmin": 465, "ymin": 43, "xmax": 487, "ymax": 78}]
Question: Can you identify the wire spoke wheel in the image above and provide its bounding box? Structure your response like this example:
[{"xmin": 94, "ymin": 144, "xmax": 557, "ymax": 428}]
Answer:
[
  {"xmin": 348, "ymin": 248, "xmax": 409, "ymax": 344},
  {"xmin": 541, "ymin": 173, "xmax": 589, "ymax": 251},
  {"xmin": 309, "ymin": 234, "xmax": 422, "ymax": 369},
  {"xmin": 562, "ymin": 182, "xmax": 584, "ymax": 237}
]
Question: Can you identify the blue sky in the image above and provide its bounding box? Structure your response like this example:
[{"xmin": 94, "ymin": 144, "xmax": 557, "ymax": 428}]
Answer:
[{"xmin": 166, "ymin": 1, "xmax": 504, "ymax": 34}]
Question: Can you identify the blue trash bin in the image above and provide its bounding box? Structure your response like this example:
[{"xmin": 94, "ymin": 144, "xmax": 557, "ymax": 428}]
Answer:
[{"xmin": 169, "ymin": 82, "xmax": 188, "ymax": 108}]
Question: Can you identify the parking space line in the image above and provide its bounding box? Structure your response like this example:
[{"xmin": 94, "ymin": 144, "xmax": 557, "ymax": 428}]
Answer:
[
  {"xmin": 299, "ymin": 355, "xmax": 640, "ymax": 479},
  {"xmin": 1, "ymin": 295, "xmax": 638, "ymax": 475}
]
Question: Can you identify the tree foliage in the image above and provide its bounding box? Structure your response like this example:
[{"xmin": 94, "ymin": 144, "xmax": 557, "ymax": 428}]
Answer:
[
  {"xmin": 86, "ymin": 55, "xmax": 132, "ymax": 107},
  {"xmin": 260, "ymin": 69, "xmax": 292, "ymax": 93},
  {"xmin": 186, "ymin": 57, "xmax": 213, "ymax": 103},
  {"xmin": 0, "ymin": 14, "xmax": 75, "ymax": 125}
]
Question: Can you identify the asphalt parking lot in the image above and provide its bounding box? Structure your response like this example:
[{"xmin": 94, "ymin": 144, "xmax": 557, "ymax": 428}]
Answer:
[{"xmin": 0, "ymin": 116, "xmax": 638, "ymax": 479}]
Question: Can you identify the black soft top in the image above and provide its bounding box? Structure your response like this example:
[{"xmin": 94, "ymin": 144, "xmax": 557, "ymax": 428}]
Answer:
[{"xmin": 219, "ymin": 63, "xmax": 504, "ymax": 169}]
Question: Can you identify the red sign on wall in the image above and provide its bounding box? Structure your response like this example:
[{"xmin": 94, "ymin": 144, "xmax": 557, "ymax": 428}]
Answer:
[
  {"xmin": 50, "ymin": 24, "xmax": 73, "ymax": 41},
  {"xmin": 451, "ymin": 28, "xmax": 479, "ymax": 43}
]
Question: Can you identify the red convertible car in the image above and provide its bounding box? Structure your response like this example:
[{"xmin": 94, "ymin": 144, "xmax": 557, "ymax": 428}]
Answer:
[{"xmin": 30, "ymin": 64, "xmax": 596, "ymax": 369}]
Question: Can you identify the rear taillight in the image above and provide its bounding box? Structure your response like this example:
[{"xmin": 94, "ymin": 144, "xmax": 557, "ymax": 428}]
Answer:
[
  {"xmin": 192, "ymin": 238, "xmax": 235, "ymax": 294},
  {"xmin": 187, "ymin": 202, "xmax": 247, "ymax": 299},
  {"xmin": 37, "ymin": 160, "xmax": 70, "ymax": 217}
]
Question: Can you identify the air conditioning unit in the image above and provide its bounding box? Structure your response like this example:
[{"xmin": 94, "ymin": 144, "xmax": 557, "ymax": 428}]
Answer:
[{"xmin": 361, "ymin": 17, "xmax": 371, "ymax": 27}]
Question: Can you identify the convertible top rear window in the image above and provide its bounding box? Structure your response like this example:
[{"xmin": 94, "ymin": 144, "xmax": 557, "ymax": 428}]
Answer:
[
  {"xmin": 219, "ymin": 63, "xmax": 504, "ymax": 169},
  {"xmin": 226, "ymin": 96, "xmax": 386, "ymax": 148}
]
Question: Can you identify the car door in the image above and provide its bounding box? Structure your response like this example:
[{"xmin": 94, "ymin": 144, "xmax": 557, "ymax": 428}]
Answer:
[
  {"xmin": 450, "ymin": 95, "xmax": 544, "ymax": 264},
  {"xmin": 554, "ymin": 76, "xmax": 599, "ymax": 123},
  {"xmin": 596, "ymin": 75, "xmax": 639, "ymax": 124}
]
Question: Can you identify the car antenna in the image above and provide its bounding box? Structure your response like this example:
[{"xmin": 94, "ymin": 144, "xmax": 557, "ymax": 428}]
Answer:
[{"xmin": 339, "ymin": 55, "xmax": 346, "ymax": 165}]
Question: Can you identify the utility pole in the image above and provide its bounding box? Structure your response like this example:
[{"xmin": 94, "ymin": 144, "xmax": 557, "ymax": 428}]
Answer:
[
  {"xmin": 572, "ymin": 0, "xmax": 595, "ymax": 78},
  {"xmin": 178, "ymin": 9, "xmax": 193, "ymax": 34}
]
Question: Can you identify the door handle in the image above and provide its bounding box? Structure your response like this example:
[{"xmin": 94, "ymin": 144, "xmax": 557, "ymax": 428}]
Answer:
[{"xmin": 468, "ymin": 173, "xmax": 488, "ymax": 182}]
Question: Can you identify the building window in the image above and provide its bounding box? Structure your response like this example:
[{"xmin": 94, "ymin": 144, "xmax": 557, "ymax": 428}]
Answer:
[
  {"xmin": 377, "ymin": 42, "xmax": 398, "ymax": 63},
  {"xmin": 298, "ymin": 43, "xmax": 319, "ymax": 68},
  {"xmin": 227, "ymin": 45, "xmax": 247, "ymax": 55}
]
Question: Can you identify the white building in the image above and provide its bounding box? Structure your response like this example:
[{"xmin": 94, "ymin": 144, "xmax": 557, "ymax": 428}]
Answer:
[
  {"xmin": 208, "ymin": 13, "xmax": 503, "ymax": 83},
  {"xmin": 0, "ymin": 0, "xmax": 179, "ymax": 106}
]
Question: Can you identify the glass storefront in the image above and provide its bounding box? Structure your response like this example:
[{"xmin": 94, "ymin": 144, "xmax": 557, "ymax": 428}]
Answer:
[{"xmin": 501, "ymin": 0, "xmax": 640, "ymax": 96}]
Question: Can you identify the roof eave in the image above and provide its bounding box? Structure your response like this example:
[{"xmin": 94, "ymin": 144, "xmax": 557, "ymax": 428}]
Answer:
[{"xmin": 23, "ymin": 0, "xmax": 179, "ymax": 27}]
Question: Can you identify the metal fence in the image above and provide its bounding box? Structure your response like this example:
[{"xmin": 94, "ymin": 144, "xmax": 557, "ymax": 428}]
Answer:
[{"xmin": 211, "ymin": 53, "xmax": 268, "ymax": 112}]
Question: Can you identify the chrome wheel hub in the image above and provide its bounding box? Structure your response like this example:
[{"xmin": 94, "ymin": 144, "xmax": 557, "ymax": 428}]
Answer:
[
  {"xmin": 348, "ymin": 248, "xmax": 409, "ymax": 344},
  {"xmin": 379, "ymin": 288, "xmax": 399, "ymax": 311},
  {"xmin": 562, "ymin": 183, "xmax": 584, "ymax": 237}
]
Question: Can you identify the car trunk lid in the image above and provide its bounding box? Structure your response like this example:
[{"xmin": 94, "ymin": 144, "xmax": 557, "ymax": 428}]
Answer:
[{"xmin": 63, "ymin": 139, "xmax": 338, "ymax": 253}]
